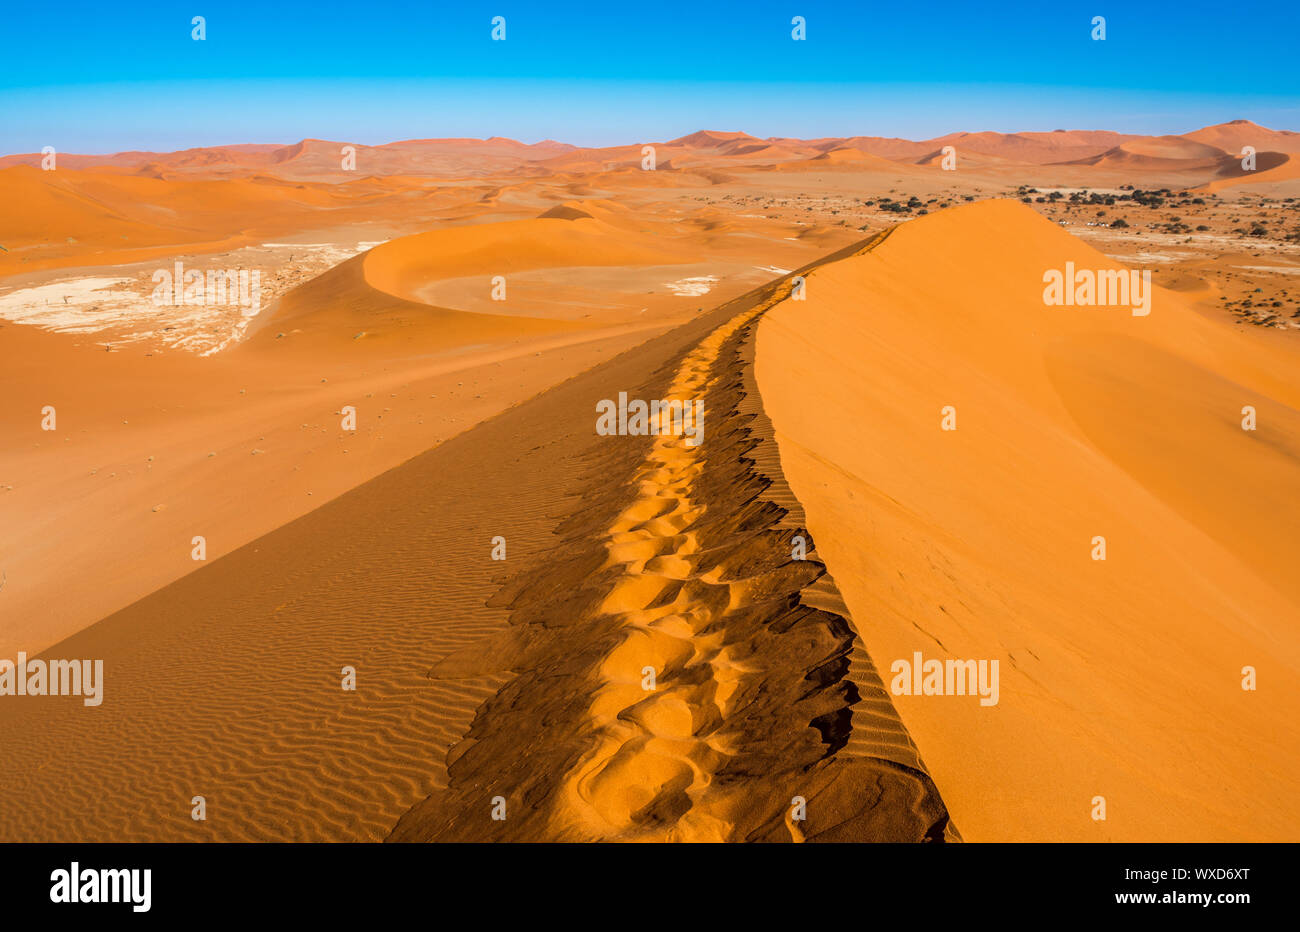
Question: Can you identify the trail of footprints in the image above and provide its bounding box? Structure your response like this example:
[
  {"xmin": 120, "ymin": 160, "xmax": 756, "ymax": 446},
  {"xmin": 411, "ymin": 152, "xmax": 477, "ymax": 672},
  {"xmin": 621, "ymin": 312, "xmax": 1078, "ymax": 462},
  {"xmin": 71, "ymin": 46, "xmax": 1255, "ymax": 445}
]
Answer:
[{"xmin": 555, "ymin": 305, "xmax": 770, "ymax": 840}]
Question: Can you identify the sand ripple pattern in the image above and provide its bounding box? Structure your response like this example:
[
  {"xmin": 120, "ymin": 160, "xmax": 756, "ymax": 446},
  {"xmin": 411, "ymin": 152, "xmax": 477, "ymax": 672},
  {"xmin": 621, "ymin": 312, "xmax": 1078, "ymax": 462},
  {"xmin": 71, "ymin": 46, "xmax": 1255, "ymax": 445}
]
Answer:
[{"xmin": 0, "ymin": 386, "xmax": 576, "ymax": 841}]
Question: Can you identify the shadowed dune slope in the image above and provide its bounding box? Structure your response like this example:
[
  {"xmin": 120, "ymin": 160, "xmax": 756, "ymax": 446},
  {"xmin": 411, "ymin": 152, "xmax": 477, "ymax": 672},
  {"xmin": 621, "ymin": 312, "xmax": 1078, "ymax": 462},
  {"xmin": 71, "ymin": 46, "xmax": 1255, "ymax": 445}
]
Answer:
[
  {"xmin": 756, "ymin": 199, "xmax": 1300, "ymax": 841},
  {"xmin": 1202, "ymin": 152, "xmax": 1299, "ymax": 192}
]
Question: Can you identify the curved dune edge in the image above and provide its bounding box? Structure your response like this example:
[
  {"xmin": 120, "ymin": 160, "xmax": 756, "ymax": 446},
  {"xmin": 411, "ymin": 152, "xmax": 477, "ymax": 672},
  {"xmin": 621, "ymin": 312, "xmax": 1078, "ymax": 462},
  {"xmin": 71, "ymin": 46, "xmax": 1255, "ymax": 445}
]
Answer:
[
  {"xmin": 361, "ymin": 216, "xmax": 690, "ymax": 306},
  {"xmin": 390, "ymin": 232, "xmax": 956, "ymax": 843},
  {"xmin": 249, "ymin": 214, "xmax": 689, "ymax": 354},
  {"xmin": 248, "ymin": 249, "xmax": 581, "ymax": 354},
  {"xmin": 755, "ymin": 199, "xmax": 1300, "ymax": 841}
]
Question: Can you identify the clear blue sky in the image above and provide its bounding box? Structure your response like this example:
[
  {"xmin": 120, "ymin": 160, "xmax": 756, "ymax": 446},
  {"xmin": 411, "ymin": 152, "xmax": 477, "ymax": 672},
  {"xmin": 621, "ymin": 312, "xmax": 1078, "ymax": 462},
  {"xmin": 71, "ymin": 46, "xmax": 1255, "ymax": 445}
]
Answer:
[{"xmin": 2, "ymin": 0, "xmax": 1297, "ymax": 153}]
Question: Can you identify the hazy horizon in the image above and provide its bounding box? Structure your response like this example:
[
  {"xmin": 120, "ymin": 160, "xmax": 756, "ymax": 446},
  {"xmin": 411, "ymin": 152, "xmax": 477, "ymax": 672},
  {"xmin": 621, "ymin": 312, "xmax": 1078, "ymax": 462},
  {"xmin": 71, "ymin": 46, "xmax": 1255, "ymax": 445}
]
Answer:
[{"xmin": 3, "ymin": 113, "xmax": 1296, "ymax": 159}]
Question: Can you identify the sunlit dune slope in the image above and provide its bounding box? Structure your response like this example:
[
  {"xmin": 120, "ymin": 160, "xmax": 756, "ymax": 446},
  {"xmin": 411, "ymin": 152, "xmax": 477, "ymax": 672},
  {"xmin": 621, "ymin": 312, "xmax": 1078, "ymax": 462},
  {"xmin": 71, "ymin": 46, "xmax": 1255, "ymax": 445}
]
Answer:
[
  {"xmin": 0, "ymin": 164, "xmax": 354, "ymax": 274},
  {"xmin": 0, "ymin": 165, "xmax": 227, "ymax": 269},
  {"xmin": 756, "ymin": 198, "xmax": 1300, "ymax": 841},
  {"xmin": 927, "ymin": 129, "xmax": 1143, "ymax": 164},
  {"xmin": 1184, "ymin": 119, "xmax": 1300, "ymax": 155},
  {"xmin": 360, "ymin": 215, "xmax": 691, "ymax": 306}
]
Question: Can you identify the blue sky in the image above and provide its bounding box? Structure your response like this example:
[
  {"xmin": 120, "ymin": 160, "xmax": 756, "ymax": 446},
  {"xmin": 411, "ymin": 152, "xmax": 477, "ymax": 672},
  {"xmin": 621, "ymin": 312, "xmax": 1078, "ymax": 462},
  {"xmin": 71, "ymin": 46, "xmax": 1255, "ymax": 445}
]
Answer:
[{"xmin": 2, "ymin": 1, "xmax": 1297, "ymax": 153}]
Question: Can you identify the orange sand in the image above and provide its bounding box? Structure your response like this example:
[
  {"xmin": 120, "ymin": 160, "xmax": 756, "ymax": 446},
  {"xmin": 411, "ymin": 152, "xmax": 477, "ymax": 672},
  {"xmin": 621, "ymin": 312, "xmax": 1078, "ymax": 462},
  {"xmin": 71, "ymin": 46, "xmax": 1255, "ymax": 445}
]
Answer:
[
  {"xmin": 1, "ymin": 121, "xmax": 1297, "ymax": 843},
  {"xmin": 757, "ymin": 199, "xmax": 1300, "ymax": 841}
]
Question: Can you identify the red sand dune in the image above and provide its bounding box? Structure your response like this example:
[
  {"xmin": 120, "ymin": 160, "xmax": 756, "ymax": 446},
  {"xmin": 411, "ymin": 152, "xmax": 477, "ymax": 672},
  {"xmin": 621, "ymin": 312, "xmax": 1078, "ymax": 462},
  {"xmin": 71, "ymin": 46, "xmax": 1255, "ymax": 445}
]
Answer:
[
  {"xmin": 797, "ymin": 147, "xmax": 926, "ymax": 172},
  {"xmin": 757, "ymin": 200, "xmax": 1300, "ymax": 841},
  {"xmin": 1071, "ymin": 135, "xmax": 1230, "ymax": 170},
  {"xmin": 1185, "ymin": 119, "xmax": 1300, "ymax": 155},
  {"xmin": 924, "ymin": 129, "xmax": 1143, "ymax": 164}
]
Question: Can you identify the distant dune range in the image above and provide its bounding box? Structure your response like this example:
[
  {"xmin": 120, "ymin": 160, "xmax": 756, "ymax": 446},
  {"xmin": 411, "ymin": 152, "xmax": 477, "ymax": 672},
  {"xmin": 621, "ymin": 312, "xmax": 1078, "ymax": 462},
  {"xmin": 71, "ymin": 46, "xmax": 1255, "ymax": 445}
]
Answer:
[
  {"xmin": 4, "ymin": 121, "xmax": 1293, "ymax": 179},
  {"xmin": 2, "ymin": 120, "xmax": 1296, "ymax": 277}
]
